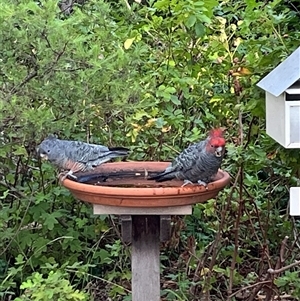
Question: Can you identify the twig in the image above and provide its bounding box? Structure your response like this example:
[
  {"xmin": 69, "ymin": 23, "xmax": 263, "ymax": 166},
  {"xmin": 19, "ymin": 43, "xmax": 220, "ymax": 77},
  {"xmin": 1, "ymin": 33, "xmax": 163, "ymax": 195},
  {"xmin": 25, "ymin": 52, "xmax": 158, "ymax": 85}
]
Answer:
[
  {"xmin": 189, "ymin": 241, "xmax": 215, "ymax": 296},
  {"xmin": 66, "ymin": 269, "xmax": 132, "ymax": 293},
  {"xmin": 270, "ymin": 235, "xmax": 289, "ymax": 279},
  {"xmin": 0, "ymin": 181, "xmax": 26, "ymax": 199},
  {"xmin": 248, "ymin": 236, "xmax": 295, "ymax": 301},
  {"xmin": 59, "ymin": 0, "xmax": 74, "ymax": 15},
  {"xmin": 280, "ymin": 236, "xmax": 289, "ymax": 264},
  {"xmin": 248, "ymin": 281, "xmax": 267, "ymax": 301},
  {"xmin": 9, "ymin": 70, "xmax": 38, "ymax": 95},
  {"xmin": 268, "ymin": 260, "xmax": 300, "ymax": 275},
  {"xmin": 228, "ymin": 280, "xmax": 272, "ymax": 298},
  {"xmin": 228, "ymin": 165, "xmax": 243, "ymax": 297},
  {"xmin": 43, "ymin": 42, "xmax": 69, "ymax": 75},
  {"xmin": 247, "ymin": 195, "xmax": 269, "ymax": 255},
  {"xmin": 150, "ymin": 132, "xmax": 181, "ymax": 156},
  {"xmin": 109, "ymin": 215, "xmax": 123, "ymax": 242},
  {"xmin": 0, "ymin": 196, "xmax": 33, "ymax": 256},
  {"xmin": 122, "ymin": 0, "xmax": 131, "ymax": 10},
  {"xmin": 257, "ymin": 294, "xmax": 293, "ymax": 300},
  {"xmin": 291, "ymin": 216, "xmax": 300, "ymax": 251},
  {"xmin": 288, "ymin": 1, "xmax": 300, "ymax": 14},
  {"xmin": 210, "ymin": 169, "xmax": 241, "ymax": 274},
  {"xmin": 243, "ymin": 116, "xmax": 255, "ymax": 149},
  {"xmin": 42, "ymin": 29, "xmax": 59, "ymax": 54},
  {"xmin": 227, "ymin": 83, "xmax": 244, "ymax": 297},
  {"xmin": 199, "ymin": 168, "xmax": 240, "ymax": 300}
]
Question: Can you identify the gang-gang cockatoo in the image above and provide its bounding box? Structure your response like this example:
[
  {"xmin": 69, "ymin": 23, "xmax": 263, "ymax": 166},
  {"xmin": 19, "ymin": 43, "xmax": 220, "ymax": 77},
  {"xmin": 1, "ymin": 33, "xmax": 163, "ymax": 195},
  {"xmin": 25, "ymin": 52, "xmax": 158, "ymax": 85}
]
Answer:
[
  {"xmin": 37, "ymin": 135, "xmax": 130, "ymax": 181},
  {"xmin": 148, "ymin": 128, "xmax": 226, "ymax": 187}
]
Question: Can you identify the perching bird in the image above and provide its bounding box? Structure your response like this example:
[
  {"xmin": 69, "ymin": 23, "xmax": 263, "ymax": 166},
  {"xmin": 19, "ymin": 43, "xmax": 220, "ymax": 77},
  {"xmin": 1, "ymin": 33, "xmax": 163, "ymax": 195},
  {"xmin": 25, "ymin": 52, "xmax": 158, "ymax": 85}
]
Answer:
[
  {"xmin": 37, "ymin": 135, "xmax": 130, "ymax": 181},
  {"xmin": 148, "ymin": 128, "xmax": 226, "ymax": 187}
]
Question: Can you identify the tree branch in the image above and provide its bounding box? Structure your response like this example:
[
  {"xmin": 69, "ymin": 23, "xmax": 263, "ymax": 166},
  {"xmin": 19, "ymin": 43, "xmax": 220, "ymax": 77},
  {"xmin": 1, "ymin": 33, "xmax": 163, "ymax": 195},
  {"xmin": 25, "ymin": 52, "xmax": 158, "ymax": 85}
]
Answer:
[
  {"xmin": 9, "ymin": 70, "xmax": 38, "ymax": 95},
  {"xmin": 268, "ymin": 260, "xmax": 300, "ymax": 275}
]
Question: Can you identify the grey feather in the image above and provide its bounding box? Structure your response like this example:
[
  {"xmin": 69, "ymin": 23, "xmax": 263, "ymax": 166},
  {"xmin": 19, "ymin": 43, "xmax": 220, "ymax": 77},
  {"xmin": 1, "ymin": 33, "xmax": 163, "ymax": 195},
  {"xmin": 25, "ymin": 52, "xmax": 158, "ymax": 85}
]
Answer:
[
  {"xmin": 37, "ymin": 136, "xmax": 129, "ymax": 172},
  {"xmin": 148, "ymin": 137, "xmax": 225, "ymax": 184}
]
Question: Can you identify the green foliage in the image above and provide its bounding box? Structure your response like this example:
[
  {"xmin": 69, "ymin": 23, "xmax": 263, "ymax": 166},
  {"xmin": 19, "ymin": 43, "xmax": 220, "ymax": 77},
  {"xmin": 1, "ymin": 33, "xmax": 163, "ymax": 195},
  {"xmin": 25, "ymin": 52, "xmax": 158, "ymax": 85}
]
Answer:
[
  {"xmin": 1, "ymin": 0, "xmax": 300, "ymax": 299},
  {"xmin": 275, "ymin": 270, "xmax": 300, "ymax": 298},
  {"xmin": 18, "ymin": 272, "xmax": 79, "ymax": 301},
  {"xmin": 15, "ymin": 267, "xmax": 89, "ymax": 301}
]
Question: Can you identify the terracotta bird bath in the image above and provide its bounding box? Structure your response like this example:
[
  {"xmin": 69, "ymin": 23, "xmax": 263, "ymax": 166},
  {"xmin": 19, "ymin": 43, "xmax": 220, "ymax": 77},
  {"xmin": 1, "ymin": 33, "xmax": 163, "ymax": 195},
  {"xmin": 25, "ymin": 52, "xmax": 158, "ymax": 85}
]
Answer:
[{"xmin": 62, "ymin": 161, "xmax": 230, "ymax": 301}]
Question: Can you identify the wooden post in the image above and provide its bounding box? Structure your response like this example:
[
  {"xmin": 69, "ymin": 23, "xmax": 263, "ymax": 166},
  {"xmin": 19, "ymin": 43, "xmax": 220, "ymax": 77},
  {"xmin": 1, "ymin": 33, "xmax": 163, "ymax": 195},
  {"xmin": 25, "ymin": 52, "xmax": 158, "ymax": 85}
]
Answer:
[
  {"xmin": 93, "ymin": 205, "xmax": 192, "ymax": 301},
  {"xmin": 120, "ymin": 215, "xmax": 132, "ymax": 243},
  {"xmin": 132, "ymin": 215, "xmax": 160, "ymax": 301}
]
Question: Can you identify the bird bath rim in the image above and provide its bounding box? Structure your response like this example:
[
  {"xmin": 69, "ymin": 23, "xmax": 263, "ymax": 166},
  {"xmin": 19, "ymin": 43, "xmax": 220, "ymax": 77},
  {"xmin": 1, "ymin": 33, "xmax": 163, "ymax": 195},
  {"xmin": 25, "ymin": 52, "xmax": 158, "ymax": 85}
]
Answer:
[{"xmin": 62, "ymin": 161, "xmax": 230, "ymax": 207}]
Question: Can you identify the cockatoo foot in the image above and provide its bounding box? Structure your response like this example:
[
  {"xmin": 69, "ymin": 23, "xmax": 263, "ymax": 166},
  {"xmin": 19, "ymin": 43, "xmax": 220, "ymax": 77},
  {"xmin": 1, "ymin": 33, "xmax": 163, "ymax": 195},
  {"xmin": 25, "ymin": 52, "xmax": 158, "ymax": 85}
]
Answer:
[
  {"xmin": 181, "ymin": 180, "xmax": 194, "ymax": 187},
  {"xmin": 197, "ymin": 180, "xmax": 208, "ymax": 189},
  {"xmin": 58, "ymin": 170, "xmax": 77, "ymax": 183},
  {"xmin": 197, "ymin": 180, "xmax": 207, "ymax": 186},
  {"xmin": 67, "ymin": 173, "xmax": 78, "ymax": 180},
  {"xmin": 181, "ymin": 180, "xmax": 208, "ymax": 188},
  {"xmin": 58, "ymin": 172, "xmax": 67, "ymax": 184}
]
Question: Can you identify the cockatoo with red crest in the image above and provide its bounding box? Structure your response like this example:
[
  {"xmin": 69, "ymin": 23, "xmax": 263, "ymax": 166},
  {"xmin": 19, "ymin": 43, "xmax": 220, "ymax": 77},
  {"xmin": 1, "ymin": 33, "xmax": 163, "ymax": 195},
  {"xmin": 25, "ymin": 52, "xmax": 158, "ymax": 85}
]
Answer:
[{"xmin": 148, "ymin": 128, "xmax": 226, "ymax": 186}]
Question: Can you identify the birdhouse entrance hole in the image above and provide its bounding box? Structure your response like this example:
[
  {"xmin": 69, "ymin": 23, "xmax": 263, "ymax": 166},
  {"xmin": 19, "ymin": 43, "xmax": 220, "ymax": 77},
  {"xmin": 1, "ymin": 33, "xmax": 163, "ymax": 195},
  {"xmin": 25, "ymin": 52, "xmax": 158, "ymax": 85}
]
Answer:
[{"xmin": 286, "ymin": 80, "xmax": 300, "ymax": 99}]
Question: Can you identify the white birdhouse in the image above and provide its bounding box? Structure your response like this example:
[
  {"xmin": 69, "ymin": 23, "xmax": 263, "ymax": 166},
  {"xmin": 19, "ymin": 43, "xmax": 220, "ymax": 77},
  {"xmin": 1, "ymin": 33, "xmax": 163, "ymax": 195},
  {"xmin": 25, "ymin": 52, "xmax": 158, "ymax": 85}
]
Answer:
[{"xmin": 257, "ymin": 47, "xmax": 300, "ymax": 148}]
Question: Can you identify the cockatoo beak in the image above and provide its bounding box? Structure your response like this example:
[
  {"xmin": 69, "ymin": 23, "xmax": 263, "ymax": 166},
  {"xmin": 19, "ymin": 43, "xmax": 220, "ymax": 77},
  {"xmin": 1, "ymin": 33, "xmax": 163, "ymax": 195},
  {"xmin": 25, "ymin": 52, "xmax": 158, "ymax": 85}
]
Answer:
[
  {"xmin": 39, "ymin": 153, "xmax": 48, "ymax": 161},
  {"xmin": 36, "ymin": 146, "xmax": 48, "ymax": 160},
  {"xmin": 215, "ymin": 146, "xmax": 224, "ymax": 157}
]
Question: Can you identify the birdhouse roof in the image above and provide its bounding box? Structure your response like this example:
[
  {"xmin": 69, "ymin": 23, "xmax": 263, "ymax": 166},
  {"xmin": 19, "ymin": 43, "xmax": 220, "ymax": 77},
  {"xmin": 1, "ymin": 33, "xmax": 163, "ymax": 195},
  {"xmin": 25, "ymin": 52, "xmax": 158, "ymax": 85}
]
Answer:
[{"xmin": 257, "ymin": 47, "xmax": 300, "ymax": 97}]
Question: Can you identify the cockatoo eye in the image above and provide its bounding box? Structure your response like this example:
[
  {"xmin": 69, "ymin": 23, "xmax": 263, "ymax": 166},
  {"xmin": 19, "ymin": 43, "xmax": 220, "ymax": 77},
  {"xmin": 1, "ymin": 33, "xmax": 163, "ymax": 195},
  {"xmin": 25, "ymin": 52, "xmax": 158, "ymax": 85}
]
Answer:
[{"xmin": 47, "ymin": 149, "xmax": 51, "ymax": 153}]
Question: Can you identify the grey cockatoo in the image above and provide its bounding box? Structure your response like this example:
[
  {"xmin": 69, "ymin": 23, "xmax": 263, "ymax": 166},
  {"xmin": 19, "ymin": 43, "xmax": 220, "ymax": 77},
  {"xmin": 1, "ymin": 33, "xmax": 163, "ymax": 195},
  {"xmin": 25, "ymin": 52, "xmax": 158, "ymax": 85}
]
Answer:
[
  {"xmin": 37, "ymin": 135, "xmax": 130, "ymax": 181},
  {"xmin": 148, "ymin": 128, "xmax": 226, "ymax": 187}
]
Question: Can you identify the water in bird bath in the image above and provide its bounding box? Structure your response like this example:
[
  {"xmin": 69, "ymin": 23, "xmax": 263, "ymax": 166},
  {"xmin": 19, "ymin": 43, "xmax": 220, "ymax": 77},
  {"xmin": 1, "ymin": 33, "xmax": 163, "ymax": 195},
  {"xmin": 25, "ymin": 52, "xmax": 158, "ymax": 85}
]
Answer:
[{"xmin": 68, "ymin": 170, "xmax": 185, "ymax": 188}]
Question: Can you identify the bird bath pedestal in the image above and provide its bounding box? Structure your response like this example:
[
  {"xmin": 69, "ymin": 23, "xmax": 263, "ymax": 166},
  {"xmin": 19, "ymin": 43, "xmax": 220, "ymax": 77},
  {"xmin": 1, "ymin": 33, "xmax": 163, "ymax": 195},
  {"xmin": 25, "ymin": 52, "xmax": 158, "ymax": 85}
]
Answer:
[{"xmin": 63, "ymin": 162, "xmax": 230, "ymax": 301}]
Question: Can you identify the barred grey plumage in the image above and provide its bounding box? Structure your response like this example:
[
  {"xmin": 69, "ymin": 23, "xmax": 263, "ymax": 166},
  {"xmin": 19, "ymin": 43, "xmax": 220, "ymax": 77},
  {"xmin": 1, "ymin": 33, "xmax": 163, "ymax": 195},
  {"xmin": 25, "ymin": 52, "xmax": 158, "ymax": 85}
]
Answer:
[
  {"xmin": 37, "ymin": 135, "xmax": 129, "ymax": 181},
  {"xmin": 148, "ymin": 128, "xmax": 226, "ymax": 186}
]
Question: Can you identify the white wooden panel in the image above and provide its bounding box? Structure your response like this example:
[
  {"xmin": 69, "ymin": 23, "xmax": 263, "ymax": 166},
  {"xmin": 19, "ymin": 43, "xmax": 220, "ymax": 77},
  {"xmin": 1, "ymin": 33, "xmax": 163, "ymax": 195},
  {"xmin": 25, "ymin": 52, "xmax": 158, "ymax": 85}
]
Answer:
[
  {"xmin": 266, "ymin": 92, "xmax": 286, "ymax": 147},
  {"xmin": 286, "ymin": 142, "xmax": 300, "ymax": 148},
  {"xmin": 286, "ymin": 101, "xmax": 300, "ymax": 147},
  {"xmin": 290, "ymin": 187, "xmax": 300, "ymax": 216},
  {"xmin": 93, "ymin": 204, "xmax": 192, "ymax": 215},
  {"xmin": 286, "ymin": 88, "xmax": 300, "ymax": 94}
]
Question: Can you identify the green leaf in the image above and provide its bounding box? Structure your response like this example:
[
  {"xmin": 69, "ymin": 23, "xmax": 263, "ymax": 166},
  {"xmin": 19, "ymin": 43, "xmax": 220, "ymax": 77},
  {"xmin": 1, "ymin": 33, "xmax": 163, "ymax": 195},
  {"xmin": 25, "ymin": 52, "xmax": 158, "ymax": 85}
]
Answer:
[
  {"xmin": 41, "ymin": 212, "xmax": 61, "ymax": 230},
  {"xmin": 195, "ymin": 22, "xmax": 205, "ymax": 37},
  {"xmin": 124, "ymin": 37, "xmax": 136, "ymax": 50},
  {"xmin": 13, "ymin": 146, "xmax": 27, "ymax": 156},
  {"xmin": 170, "ymin": 95, "xmax": 180, "ymax": 105},
  {"xmin": 98, "ymin": 249, "xmax": 113, "ymax": 264},
  {"xmin": 197, "ymin": 14, "xmax": 211, "ymax": 23},
  {"xmin": 185, "ymin": 15, "xmax": 197, "ymax": 28},
  {"xmin": 0, "ymin": 190, "xmax": 9, "ymax": 199}
]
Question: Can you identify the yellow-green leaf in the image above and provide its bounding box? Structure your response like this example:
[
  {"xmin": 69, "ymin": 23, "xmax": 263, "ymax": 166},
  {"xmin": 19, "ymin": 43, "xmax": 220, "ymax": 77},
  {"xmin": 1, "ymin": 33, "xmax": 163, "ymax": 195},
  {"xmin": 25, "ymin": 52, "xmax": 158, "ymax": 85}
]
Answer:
[{"xmin": 124, "ymin": 37, "xmax": 135, "ymax": 50}]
